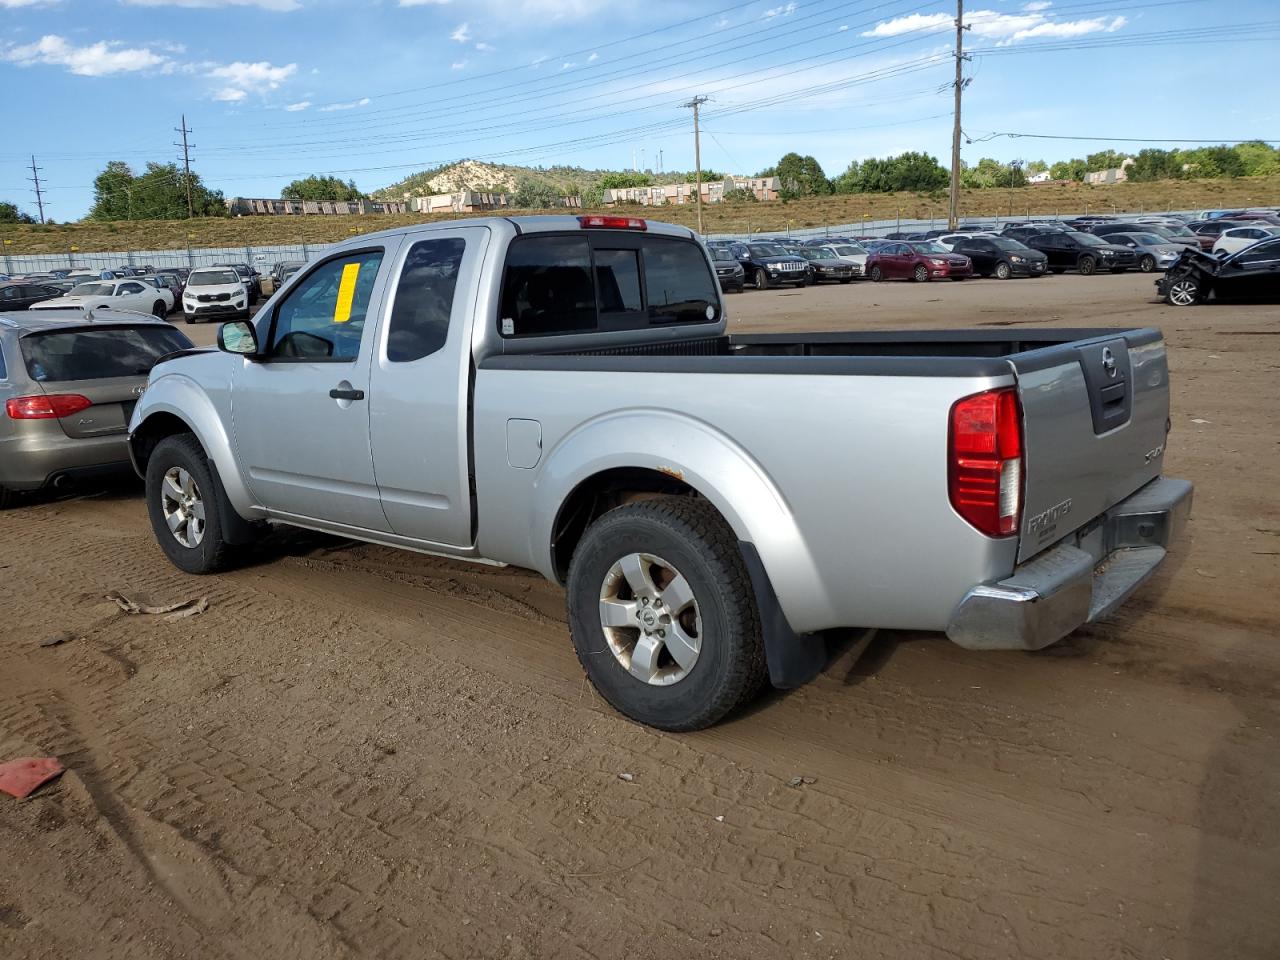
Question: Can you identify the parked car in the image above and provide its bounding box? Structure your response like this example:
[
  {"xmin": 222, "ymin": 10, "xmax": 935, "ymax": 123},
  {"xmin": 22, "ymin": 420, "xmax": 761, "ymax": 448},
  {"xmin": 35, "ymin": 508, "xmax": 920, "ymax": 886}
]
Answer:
[
  {"xmin": 31, "ymin": 278, "xmax": 174, "ymax": 317},
  {"xmin": 738, "ymin": 242, "xmax": 810, "ymax": 289},
  {"xmin": 867, "ymin": 241, "xmax": 973, "ymax": 282},
  {"xmin": 153, "ymin": 268, "xmax": 187, "ymax": 300},
  {"xmin": 936, "ymin": 232, "xmax": 998, "ymax": 251},
  {"xmin": 142, "ymin": 274, "xmax": 183, "ymax": 309},
  {"xmin": 950, "ymin": 236, "xmax": 1047, "ymax": 279},
  {"xmin": 816, "ymin": 242, "xmax": 868, "ymax": 276},
  {"xmin": 214, "ymin": 262, "xmax": 262, "ymax": 303},
  {"xmin": 0, "ymin": 281, "xmax": 70, "ymax": 311},
  {"xmin": 181, "ymin": 266, "xmax": 250, "ymax": 323},
  {"xmin": 1002, "ymin": 224, "xmax": 1069, "ymax": 242},
  {"xmin": 799, "ymin": 247, "xmax": 856, "ymax": 283},
  {"xmin": 278, "ymin": 263, "xmax": 305, "ymax": 286},
  {"xmin": 1157, "ymin": 237, "xmax": 1280, "ymax": 305},
  {"xmin": 1089, "ymin": 221, "xmax": 1200, "ymax": 249},
  {"xmin": 710, "ymin": 247, "xmax": 745, "ymax": 293},
  {"xmin": 270, "ymin": 260, "xmax": 306, "ymax": 284},
  {"xmin": 1022, "ymin": 231, "xmax": 1137, "ymax": 274},
  {"xmin": 42, "ymin": 279, "xmax": 82, "ymax": 295},
  {"xmin": 1100, "ymin": 232, "xmax": 1190, "ymax": 273},
  {"xmin": 126, "ymin": 214, "xmax": 1191, "ymax": 731},
  {"xmin": 1187, "ymin": 219, "xmax": 1248, "ymax": 250},
  {"xmin": 1212, "ymin": 225, "xmax": 1280, "ymax": 257},
  {"xmin": 0, "ymin": 310, "xmax": 193, "ymax": 508}
]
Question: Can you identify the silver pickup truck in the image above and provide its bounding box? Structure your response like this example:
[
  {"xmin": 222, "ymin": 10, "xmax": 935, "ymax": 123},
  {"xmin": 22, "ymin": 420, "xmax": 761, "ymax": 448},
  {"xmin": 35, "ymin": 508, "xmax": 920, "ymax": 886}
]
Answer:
[{"xmin": 129, "ymin": 215, "xmax": 1192, "ymax": 730}]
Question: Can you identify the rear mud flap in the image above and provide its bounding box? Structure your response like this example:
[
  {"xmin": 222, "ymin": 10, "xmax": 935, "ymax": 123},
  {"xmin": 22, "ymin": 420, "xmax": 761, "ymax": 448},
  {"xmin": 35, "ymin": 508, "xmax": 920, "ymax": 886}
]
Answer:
[{"xmin": 738, "ymin": 541, "xmax": 826, "ymax": 689}]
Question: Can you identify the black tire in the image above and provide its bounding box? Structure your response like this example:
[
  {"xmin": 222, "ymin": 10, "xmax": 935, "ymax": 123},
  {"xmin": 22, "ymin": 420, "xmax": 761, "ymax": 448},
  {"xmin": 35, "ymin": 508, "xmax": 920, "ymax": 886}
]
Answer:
[
  {"xmin": 1051, "ymin": 267, "xmax": 1065, "ymax": 274},
  {"xmin": 1139, "ymin": 255, "xmax": 1156, "ymax": 273},
  {"xmin": 913, "ymin": 264, "xmax": 929, "ymax": 282},
  {"xmin": 152, "ymin": 300, "xmax": 167, "ymax": 318},
  {"xmin": 994, "ymin": 261, "xmax": 1012, "ymax": 280},
  {"xmin": 565, "ymin": 497, "xmax": 767, "ymax": 732},
  {"xmin": 869, "ymin": 265, "xmax": 884, "ymax": 282},
  {"xmin": 838, "ymin": 278, "xmax": 851, "ymax": 284},
  {"xmin": 1078, "ymin": 255, "xmax": 1097, "ymax": 276},
  {"xmin": 1164, "ymin": 274, "xmax": 1202, "ymax": 306},
  {"xmin": 794, "ymin": 280, "xmax": 808, "ymax": 288},
  {"xmin": 145, "ymin": 434, "xmax": 236, "ymax": 574},
  {"xmin": 0, "ymin": 486, "xmax": 13, "ymax": 510},
  {"xmin": 754, "ymin": 269, "xmax": 769, "ymax": 291}
]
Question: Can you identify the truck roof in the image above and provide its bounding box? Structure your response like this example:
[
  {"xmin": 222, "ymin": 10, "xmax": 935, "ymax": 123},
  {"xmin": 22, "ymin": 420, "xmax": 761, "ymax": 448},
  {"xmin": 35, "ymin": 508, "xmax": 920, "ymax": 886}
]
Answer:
[
  {"xmin": 0, "ymin": 308, "xmax": 166, "ymax": 333},
  {"xmin": 333, "ymin": 214, "xmax": 698, "ymax": 249}
]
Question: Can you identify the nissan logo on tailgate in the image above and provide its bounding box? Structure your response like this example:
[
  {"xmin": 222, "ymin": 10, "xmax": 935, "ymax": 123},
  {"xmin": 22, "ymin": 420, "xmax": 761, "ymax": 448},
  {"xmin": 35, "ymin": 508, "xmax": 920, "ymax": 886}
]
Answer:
[{"xmin": 1102, "ymin": 346, "xmax": 1118, "ymax": 378}]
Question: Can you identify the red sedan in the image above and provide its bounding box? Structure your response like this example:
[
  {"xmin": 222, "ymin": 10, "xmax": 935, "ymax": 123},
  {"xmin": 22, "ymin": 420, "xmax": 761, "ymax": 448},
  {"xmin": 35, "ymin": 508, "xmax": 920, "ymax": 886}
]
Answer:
[{"xmin": 867, "ymin": 241, "xmax": 973, "ymax": 282}]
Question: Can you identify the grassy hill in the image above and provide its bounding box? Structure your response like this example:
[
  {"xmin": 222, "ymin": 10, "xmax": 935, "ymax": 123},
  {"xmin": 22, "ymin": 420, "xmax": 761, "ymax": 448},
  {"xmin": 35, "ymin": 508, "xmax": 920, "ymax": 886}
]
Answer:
[
  {"xmin": 4, "ymin": 175, "xmax": 1278, "ymax": 255},
  {"xmin": 371, "ymin": 159, "xmax": 721, "ymax": 199}
]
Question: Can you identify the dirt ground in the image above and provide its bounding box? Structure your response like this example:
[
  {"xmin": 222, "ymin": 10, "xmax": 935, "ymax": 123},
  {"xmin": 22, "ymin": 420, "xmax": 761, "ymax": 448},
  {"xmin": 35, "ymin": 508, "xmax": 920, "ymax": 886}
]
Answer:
[{"xmin": 1, "ymin": 272, "xmax": 1277, "ymax": 960}]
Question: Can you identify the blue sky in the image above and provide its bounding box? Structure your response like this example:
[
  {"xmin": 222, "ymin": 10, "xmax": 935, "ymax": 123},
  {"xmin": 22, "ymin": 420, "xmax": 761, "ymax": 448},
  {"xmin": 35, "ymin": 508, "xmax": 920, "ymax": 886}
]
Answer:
[{"xmin": 2, "ymin": 0, "xmax": 1277, "ymax": 220}]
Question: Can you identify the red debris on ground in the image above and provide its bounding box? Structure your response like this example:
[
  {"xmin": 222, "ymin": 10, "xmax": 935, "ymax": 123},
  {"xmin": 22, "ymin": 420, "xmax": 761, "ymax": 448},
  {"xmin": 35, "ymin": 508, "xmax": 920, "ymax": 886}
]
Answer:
[{"xmin": 0, "ymin": 757, "xmax": 64, "ymax": 799}]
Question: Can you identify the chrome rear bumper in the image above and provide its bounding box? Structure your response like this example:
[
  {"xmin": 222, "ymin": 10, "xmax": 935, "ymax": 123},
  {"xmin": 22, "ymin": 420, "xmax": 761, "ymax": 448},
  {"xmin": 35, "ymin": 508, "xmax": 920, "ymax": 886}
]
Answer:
[{"xmin": 946, "ymin": 476, "xmax": 1193, "ymax": 651}]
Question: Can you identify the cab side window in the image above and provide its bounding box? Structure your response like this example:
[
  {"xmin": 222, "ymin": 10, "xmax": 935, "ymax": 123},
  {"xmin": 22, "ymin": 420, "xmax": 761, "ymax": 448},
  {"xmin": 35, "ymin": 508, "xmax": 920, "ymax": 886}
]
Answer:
[
  {"xmin": 386, "ymin": 237, "xmax": 466, "ymax": 362},
  {"xmin": 270, "ymin": 250, "xmax": 383, "ymax": 361},
  {"xmin": 1236, "ymin": 240, "xmax": 1280, "ymax": 265},
  {"xmin": 500, "ymin": 236, "xmax": 596, "ymax": 337}
]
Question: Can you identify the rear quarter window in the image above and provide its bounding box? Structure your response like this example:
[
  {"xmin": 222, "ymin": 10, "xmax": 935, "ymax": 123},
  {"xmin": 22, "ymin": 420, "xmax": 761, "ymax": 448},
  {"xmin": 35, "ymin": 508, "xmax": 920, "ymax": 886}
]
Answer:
[
  {"xmin": 641, "ymin": 237, "xmax": 718, "ymax": 325},
  {"xmin": 20, "ymin": 326, "xmax": 193, "ymax": 382}
]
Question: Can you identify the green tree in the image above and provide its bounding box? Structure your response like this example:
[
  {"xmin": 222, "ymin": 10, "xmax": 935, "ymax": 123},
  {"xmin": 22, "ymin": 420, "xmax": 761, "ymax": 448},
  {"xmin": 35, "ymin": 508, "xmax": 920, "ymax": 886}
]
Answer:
[
  {"xmin": 1049, "ymin": 158, "xmax": 1087, "ymax": 182},
  {"xmin": 89, "ymin": 161, "xmax": 225, "ymax": 220},
  {"xmin": 281, "ymin": 175, "xmax": 364, "ymax": 201},
  {"xmin": 1175, "ymin": 146, "xmax": 1245, "ymax": 179},
  {"xmin": 1025, "ymin": 159, "xmax": 1048, "ymax": 175},
  {"xmin": 599, "ymin": 172, "xmax": 652, "ymax": 190},
  {"xmin": 0, "ymin": 201, "xmax": 36, "ymax": 224},
  {"xmin": 1085, "ymin": 150, "xmax": 1127, "ymax": 172},
  {"xmin": 723, "ymin": 187, "xmax": 758, "ymax": 203},
  {"xmin": 1233, "ymin": 140, "xmax": 1280, "ymax": 177},
  {"xmin": 774, "ymin": 152, "xmax": 831, "ymax": 198},
  {"xmin": 512, "ymin": 178, "xmax": 562, "ymax": 208},
  {"xmin": 962, "ymin": 157, "xmax": 1024, "ymax": 188},
  {"xmin": 832, "ymin": 152, "xmax": 948, "ymax": 193},
  {"xmin": 1127, "ymin": 149, "xmax": 1178, "ymax": 182}
]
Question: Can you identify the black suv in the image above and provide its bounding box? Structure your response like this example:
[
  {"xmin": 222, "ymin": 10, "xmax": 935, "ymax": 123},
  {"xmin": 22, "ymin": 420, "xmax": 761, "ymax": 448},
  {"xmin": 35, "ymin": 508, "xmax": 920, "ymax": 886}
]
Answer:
[
  {"xmin": 214, "ymin": 262, "xmax": 262, "ymax": 303},
  {"xmin": 951, "ymin": 236, "xmax": 1047, "ymax": 279},
  {"xmin": 1022, "ymin": 231, "xmax": 1136, "ymax": 274},
  {"xmin": 737, "ymin": 241, "xmax": 810, "ymax": 289},
  {"xmin": 1001, "ymin": 224, "xmax": 1069, "ymax": 243},
  {"xmin": 709, "ymin": 247, "xmax": 745, "ymax": 293}
]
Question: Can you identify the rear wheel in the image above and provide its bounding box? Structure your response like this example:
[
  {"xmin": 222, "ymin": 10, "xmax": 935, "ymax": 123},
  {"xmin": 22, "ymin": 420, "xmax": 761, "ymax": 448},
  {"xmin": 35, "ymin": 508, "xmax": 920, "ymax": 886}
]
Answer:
[
  {"xmin": 152, "ymin": 300, "xmax": 167, "ymax": 318},
  {"xmin": 145, "ymin": 434, "xmax": 236, "ymax": 574},
  {"xmin": 912, "ymin": 264, "xmax": 929, "ymax": 282},
  {"xmin": 566, "ymin": 497, "xmax": 766, "ymax": 731},
  {"xmin": 869, "ymin": 265, "xmax": 884, "ymax": 282},
  {"xmin": 1165, "ymin": 275, "xmax": 1202, "ymax": 306},
  {"xmin": 754, "ymin": 270, "xmax": 769, "ymax": 291},
  {"xmin": 1139, "ymin": 255, "xmax": 1156, "ymax": 273},
  {"xmin": 994, "ymin": 261, "xmax": 1012, "ymax": 280},
  {"xmin": 1078, "ymin": 255, "xmax": 1097, "ymax": 276}
]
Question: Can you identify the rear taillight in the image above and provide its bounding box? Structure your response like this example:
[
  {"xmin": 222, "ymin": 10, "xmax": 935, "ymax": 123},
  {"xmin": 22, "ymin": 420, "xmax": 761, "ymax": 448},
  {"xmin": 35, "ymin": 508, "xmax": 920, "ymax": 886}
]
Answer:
[
  {"xmin": 578, "ymin": 215, "xmax": 647, "ymax": 231},
  {"xmin": 5, "ymin": 394, "xmax": 93, "ymax": 420},
  {"xmin": 948, "ymin": 388, "xmax": 1023, "ymax": 537}
]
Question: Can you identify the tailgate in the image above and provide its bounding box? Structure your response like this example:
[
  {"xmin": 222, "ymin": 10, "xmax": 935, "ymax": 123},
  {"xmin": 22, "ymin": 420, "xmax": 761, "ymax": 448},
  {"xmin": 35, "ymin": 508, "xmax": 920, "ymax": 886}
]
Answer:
[
  {"xmin": 1013, "ymin": 330, "xmax": 1170, "ymax": 562},
  {"xmin": 39, "ymin": 376, "xmax": 144, "ymax": 438}
]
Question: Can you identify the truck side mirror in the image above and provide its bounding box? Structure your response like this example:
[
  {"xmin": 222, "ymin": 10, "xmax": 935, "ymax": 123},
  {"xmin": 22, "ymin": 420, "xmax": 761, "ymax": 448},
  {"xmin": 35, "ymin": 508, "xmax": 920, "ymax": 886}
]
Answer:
[{"xmin": 218, "ymin": 320, "xmax": 261, "ymax": 357}]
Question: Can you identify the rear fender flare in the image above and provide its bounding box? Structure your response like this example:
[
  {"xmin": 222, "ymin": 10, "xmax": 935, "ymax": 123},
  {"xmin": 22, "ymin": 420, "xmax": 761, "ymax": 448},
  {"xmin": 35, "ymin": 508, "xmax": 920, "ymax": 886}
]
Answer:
[{"xmin": 531, "ymin": 409, "xmax": 830, "ymax": 628}]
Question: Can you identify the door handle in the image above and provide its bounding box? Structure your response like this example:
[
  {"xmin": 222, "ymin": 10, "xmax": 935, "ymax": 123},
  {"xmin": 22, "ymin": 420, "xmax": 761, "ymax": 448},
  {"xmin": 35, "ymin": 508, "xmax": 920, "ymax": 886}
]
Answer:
[{"xmin": 329, "ymin": 387, "xmax": 365, "ymax": 401}]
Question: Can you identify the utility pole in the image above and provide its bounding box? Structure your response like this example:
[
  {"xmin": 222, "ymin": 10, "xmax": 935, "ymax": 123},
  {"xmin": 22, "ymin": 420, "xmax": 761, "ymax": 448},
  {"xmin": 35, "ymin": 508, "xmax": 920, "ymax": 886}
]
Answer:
[
  {"xmin": 174, "ymin": 115, "xmax": 195, "ymax": 218},
  {"xmin": 948, "ymin": 0, "xmax": 968, "ymax": 231},
  {"xmin": 28, "ymin": 156, "xmax": 46, "ymax": 224},
  {"xmin": 681, "ymin": 95, "xmax": 709, "ymax": 236}
]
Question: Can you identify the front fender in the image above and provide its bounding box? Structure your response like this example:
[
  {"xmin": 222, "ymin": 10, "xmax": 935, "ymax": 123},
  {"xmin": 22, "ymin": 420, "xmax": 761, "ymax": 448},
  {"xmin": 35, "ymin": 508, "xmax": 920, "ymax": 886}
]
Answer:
[
  {"xmin": 530, "ymin": 409, "xmax": 833, "ymax": 629},
  {"xmin": 130, "ymin": 369, "xmax": 262, "ymax": 520}
]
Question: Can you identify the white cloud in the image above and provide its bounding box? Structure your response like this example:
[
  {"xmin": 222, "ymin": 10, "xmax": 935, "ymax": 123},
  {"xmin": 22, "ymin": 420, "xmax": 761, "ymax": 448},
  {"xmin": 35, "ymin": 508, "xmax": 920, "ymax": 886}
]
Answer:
[
  {"xmin": 206, "ymin": 59, "xmax": 296, "ymax": 100},
  {"xmin": 862, "ymin": 7, "xmax": 1128, "ymax": 45},
  {"xmin": 318, "ymin": 96, "xmax": 370, "ymax": 112},
  {"xmin": 838, "ymin": 24, "xmax": 848, "ymax": 31},
  {"xmin": 763, "ymin": 2, "xmax": 796, "ymax": 18},
  {"xmin": 284, "ymin": 100, "xmax": 310, "ymax": 111},
  {"xmin": 2, "ymin": 34, "xmax": 168, "ymax": 76},
  {"xmin": 714, "ymin": 16, "xmax": 730, "ymax": 28},
  {"xmin": 561, "ymin": 61, "xmax": 575, "ymax": 69},
  {"xmin": 587, "ymin": 51, "xmax": 598, "ymax": 62},
  {"xmin": 0, "ymin": 0, "xmax": 61, "ymax": 8},
  {"xmin": 450, "ymin": 22, "xmax": 471, "ymax": 42},
  {"xmin": 474, "ymin": 41, "xmax": 492, "ymax": 51},
  {"xmin": 451, "ymin": 60, "xmax": 467, "ymax": 70},
  {"xmin": 123, "ymin": 0, "xmax": 300, "ymax": 9},
  {"xmin": 399, "ymin": 0, "xmax": 450, "ymax": 5}
]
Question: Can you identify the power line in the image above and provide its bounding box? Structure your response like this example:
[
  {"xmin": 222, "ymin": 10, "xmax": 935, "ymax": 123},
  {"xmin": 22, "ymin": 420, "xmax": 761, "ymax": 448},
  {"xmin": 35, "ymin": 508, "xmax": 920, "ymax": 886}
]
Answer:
[
  {"xmin": 948, "ymin": 0, "xmax": 968, "ymax": 230},
  {"xmin": 28, "ymin": 155, "xmax": 46, "ymax": 224},
  {"xmin": 681, "ymin": 96, "xmax": 710, "ymax": 235}
]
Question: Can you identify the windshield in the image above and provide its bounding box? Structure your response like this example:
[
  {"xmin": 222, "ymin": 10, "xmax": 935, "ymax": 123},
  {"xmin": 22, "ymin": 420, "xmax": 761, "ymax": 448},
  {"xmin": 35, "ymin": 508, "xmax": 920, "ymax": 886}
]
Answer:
[
  {"xmin": 711, "ymin": 249, "xmax": 736, "ymax": 262},
  {"xmin": 1070, "ymin": 232, "xmax": 1108, "ymax": 247},
  {"xmin": 910, "ymin": 242, "xmax": 949, "ymax": 254},
  {"xmin": 1126, "ymin": 233, "xmax": 1165, "ymax": 245},
  {"xmin": 834, "ymin": 244, "xmax": 865, "ymax": 256},
  {"xmin": 189, "ymin": 269, "xmax": 240, "ymax": 286},
  {"xmin": 802, "ymin": 249, "xmax": 836, "ymax": 260},
  {"xmin": 21, "ymin": 325, "xmax": 193, "ymax": 382},
  {"xmin": 988, "ymin": 238, "xmax": 1026, "ymax": 251},
  {"xmin": 69, "ymin": 282, "xmax": 112, "ymax": 296},
  {"xmin": 748, "ymin": 244, "xmax": 785, "ymax": 258}
]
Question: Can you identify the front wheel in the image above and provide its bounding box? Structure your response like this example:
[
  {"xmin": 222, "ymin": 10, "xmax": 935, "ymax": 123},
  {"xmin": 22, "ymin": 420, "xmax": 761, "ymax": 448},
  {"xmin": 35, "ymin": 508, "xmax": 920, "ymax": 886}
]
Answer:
[
  {"xmin": 913, "ymin": 264, "xmax": 929, "ymax": 282},
  {"xmin": 869, "ymin": 265, "xmax": 884, "ymax": 282},
  {"xmin": 1139, "ymin": 255, "xmax": 1156, "ymax": 273},
  {"xmin": 754, "ymin": 270, "xmax": 769, "ymax": 291},
  {"xmin": 994, "ymin": 261, "xmax": 1012, "ymax": 280},
  {"xmin": 152, "ymin": 300, "xmax": 167, "ymax": 318},
  {"xmin": 1165, "ymin": 275, "xmax": 1202, "ymax": 306},
  {"xmin": 566, "ymin": 497, "xmax": 767, "ymax": 731},
  {"xmin": 145, "ymin": 434, "xmax": 236, "ymax": 574},
  {"xmin": 1078, "ymin": 255, "xmax": 1097, "ymax": 276}
]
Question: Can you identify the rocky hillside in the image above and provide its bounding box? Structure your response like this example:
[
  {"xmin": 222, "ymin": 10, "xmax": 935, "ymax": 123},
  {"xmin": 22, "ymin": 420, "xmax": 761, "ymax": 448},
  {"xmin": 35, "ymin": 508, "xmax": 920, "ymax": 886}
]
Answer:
[{"xmin": 373, "ymin": 160, "xmax": 725, "ymax": 199}]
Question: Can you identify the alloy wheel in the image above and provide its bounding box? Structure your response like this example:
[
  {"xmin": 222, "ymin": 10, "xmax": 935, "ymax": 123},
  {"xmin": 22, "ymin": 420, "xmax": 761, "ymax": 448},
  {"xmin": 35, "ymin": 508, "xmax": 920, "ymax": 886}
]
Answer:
[
  {"xmin": 598, "ymin": 552, "xmax": 702, "ymax": 686},
  {"xmin": 160, "ymin": 466, "xmax": 206, "ymax": 548}
]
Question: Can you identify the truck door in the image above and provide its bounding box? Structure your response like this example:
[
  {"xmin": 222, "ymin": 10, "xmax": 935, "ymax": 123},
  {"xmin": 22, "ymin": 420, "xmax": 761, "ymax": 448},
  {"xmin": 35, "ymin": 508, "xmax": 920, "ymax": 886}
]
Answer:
[
  {"xmin": 367, "ymin": 227, "xmax": 490, "ymax": 546},
  {"xmin": 231, "ymin": 242, "xmax": 399, "ymax": 532}
]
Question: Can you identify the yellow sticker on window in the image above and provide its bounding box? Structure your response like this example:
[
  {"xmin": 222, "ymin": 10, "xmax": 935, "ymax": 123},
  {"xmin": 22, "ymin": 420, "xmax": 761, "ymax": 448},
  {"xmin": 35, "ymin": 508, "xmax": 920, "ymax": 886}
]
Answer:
[{"xmin": 333, "ymin": 262, "xmax": 361, "ymax": 323}]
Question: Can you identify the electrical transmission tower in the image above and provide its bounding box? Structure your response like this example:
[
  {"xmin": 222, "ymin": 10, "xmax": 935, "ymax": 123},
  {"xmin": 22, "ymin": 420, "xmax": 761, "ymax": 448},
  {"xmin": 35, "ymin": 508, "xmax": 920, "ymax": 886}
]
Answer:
[
  {"xmin": 28, "ymin": 156, "xmax": 46, "ymax": 224},
  {"xmin": 680, "ymin": 95, "xmax": 710, "ymax": 236},
  {"xmin": 175, "ymin": 115, "xmax": 195, "ymax": 218}
]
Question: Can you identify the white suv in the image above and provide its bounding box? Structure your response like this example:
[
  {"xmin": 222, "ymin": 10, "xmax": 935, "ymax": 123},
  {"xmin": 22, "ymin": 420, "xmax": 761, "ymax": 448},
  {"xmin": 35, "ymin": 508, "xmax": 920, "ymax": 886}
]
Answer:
[{"xmin": 182, "ymin": 267, "xmax": 249, "ymax": 324}]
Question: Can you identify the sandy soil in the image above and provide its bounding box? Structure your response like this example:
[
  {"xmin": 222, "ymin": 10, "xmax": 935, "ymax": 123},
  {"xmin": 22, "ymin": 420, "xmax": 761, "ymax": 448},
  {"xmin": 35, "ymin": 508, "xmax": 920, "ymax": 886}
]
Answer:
[{"xmin": 1, "ymin": 272, "xmax": 1277, "ymax": 960}]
